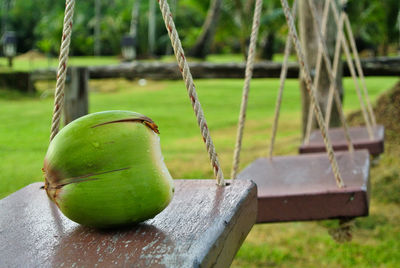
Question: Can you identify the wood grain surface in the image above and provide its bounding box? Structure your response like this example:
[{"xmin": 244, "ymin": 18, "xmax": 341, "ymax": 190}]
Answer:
[{"xmin": 0, "ymin": 179, "xmax": 257, "ymax": 268}]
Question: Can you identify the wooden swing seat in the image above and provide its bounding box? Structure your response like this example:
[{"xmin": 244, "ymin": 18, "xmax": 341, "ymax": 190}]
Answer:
[
  {"xmin": 237, "ymin": 150, "xmax": 370, "ymax": 223},
  {"xmin": 299, "ymin": 125, "xmax": 384, "ymax": 156},
  {"xmin": 0, "ymin": 179, "xmax": 256, "ymax": 267}
]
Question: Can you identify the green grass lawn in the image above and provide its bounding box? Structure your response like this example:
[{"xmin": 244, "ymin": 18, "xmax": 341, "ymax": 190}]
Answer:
[{"xmin": 0, "ymin": 75, "xmax": 399, "ymax": 267}]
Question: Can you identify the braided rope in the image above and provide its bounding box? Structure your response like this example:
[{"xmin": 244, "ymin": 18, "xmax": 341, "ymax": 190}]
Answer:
[
  {"xmin": 302, "ymin": 0, "xmax": 353, "ymax": 151},
  {"xmin": 343, "ymin": 15, "xmax": 376, "ymax": 127},
  {"xmin": 324, "ymin": 10, "xmax": 344, "ymax": 129},
  {"xmin": 328, "ymin": 0, "xmax": 374, "ymax": 139},
  {"xmin": 328, "ymin": 218, "xmax": 354, "ymax": 243},
  {"xmin": 280, "ymin": 0, "xmax": 344, "ymax": 188},
  {"xmin": 50, "ymin": 0, "xmax": 75, "ymax": 141},
  {"xmin": 231, "ymin": 0, "xmax": 263, "ymax": 179},
  {"xmin": 339, "ymin": 0, "xmax": 376, "ymax": 127},
  {"xmin": 304, "ymin": 0, "xmax": 330, "ymax": 144},
  {"xmin": 322, "ymin": 5, "xmax": 353, "ymax": 153},
  {"xmin": 158, "ymin": 0, "xmax": 224, "ymax": 185},
  {"xmin": 304, "ymin": 0, "xmax": 353, "ymax": 152},
  {"xmin": 268, "ymin": 0, "xmax": 297, "ymax": 158}
]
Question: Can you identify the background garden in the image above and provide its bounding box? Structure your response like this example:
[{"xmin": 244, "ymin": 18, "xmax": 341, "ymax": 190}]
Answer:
[{"xmin": 1, "ymin": 0, "xmax": 400, "ymax": 266}]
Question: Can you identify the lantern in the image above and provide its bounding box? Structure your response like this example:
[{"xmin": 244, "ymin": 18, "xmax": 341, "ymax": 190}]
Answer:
[
  {"xmin": 121, "ymin": 35, "xmax": 136, "ymax": 61},
  {"xmin": 3, "ymin": 31, "xmax": 17, "ymax": 58}
]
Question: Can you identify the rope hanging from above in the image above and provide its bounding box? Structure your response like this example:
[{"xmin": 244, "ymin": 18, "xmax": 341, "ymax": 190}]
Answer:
[
  {"xmin": 304, "ymin": 0, "xmax": 376, "ymax": 144},
  {"xmin": 50, "ymin": 0, "xmax": 75, "ymax": 141},
  {"xmin": 49, "ymin": 0, "xmax": 224, "ymax": 186},
  {"xmin": 268, "ymin": 0, "xmax": 297, "ymax": 158},
  {"xmin": 157, "ymin": 0, "xmax": 224, "ymax": 185},
  {"xmin": 343, "ymin": 13, "xmax": 376, "ymax": 126},
  {"xmin": 303, "ymin": 0, "xmax": 331, "ymax": 144},
  {"xmin": 301, "ymin": 0, "xmax": 354, "ymax": 154},
  {"xmin": 270, "ymin": 0, "xmax": 353, "ymax": 156},
  {"xmin": 231, "ymin": 0, "xmax": 263, "ymax": 179},
  {"xmin": 232, "ymin": 0, "xmax": 346, "ymax": 187},
  {"xmin": 324, "ymin": 0, "xmax": 376, "ymax": 137},
  {"xmin": 337, "ymin": 0, "xmax": 376, "ymax": 127},
  {"xmin": 324, "ymin": 2, "xmax": 345, "ymax": 128},
  {"xmin": 280, "ymin": 0, "xmax": 344, "ymax": 188}
]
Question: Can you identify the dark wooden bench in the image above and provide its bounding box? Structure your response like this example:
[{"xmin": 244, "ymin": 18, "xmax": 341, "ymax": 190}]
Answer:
[
  {"xmin": 237, "ymin": 150, "xmax": 370, "ymax": 223},
  {"xmin": 299, "ymin": 125, "xmax": 384, "ymax": 156},
  {"xmin": 0, "ymin": 179, "xmax": 257, "ymax": 267}
]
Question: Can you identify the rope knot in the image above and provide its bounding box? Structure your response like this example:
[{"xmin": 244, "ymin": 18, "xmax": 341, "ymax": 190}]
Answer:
[{"xmin": 328, "ymin": 218, "xmax": 354, "ymax": 243}]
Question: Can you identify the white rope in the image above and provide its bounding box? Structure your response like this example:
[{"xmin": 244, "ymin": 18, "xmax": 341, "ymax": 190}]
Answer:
[
  {"xmin": 305, "ymin": 0, "xmax": 354, "ymax": 153},
  {"xmin": 304, "ymin": 0, "xmax": 354, "ymax": 152},
  {"xmin": 324, "ymin": 7, "xmax": 344, "ymax": 129},
  {"xmin": 231, "ymin": 0, "xmax": 263, "ymax": 179},
  {"xmin": 304, "ymin": 0, "xmax": 331, "ymax": 144},
  {"xmin": 328, "ymin": 0, "xmax": 374, "ymax": 139},
  {"xmin": 50, "ymin": 0, "xmax": 224, "ymax": 186},
  {"xmin": 280, "ymin": 0, "xmax": 344, "ymax": 188},
  {"xmin": 342, "ymin": 3, "xmax": 376, "ymax": 127},
  {"xmin": 268, "ymin": 0, "xmax": 297, "ymax": 158},
  {"xmin": 50, "ymin": 0, "xmax": 75, "ymax": 141},
  {"xmin": 322, "ymin": 2, "xmax": 354, "ymax": 153},
  {"xmin": 158, "ymin": 0, "xmax": 224, "ymax": 185}
]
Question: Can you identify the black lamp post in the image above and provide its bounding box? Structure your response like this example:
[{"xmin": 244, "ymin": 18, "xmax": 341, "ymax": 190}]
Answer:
[
  {"xmin": 121, "ymin": 35, "xmax": 136, "ymax": 61},
  {"xmin": 3, "ymin": 31, "xmax": 17, "ymax": 67}
]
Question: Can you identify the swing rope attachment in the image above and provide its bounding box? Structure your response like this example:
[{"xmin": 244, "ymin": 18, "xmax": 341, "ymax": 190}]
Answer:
[
  {"xmin": 269, "ymin": 0, "xmax": 297, "ymax": 158},
  {"xmin": 328, "ymin": 218, "xmax": 354, "ymax": 243},
  {"xmin": 231, "ymin": 0, "xmax": 263, "ymax": 179},
  {"xmin": 304, "ymin": 0, "xmax": 377, "ymax": 145},
  {"xmin": 50, "ymin": 0, "xmax": 75, "ymax": 141},
  {"xmin": 302, "ymin": 0, "xmax": 354, "ymax": 153},
  {"xmin": 50, "ymin": 0, "xmax": 225, "ymax": 186},
  {"xmin": 280, "ymin": 0, "xmax": 344, "ymax": 188},
  {"xmin": 232, "ymin": 0, "xmax": 345, "ymax": 188},
  {"xmin": 158, "ymin": 0, "xmax": 224, "ymax": 185}
]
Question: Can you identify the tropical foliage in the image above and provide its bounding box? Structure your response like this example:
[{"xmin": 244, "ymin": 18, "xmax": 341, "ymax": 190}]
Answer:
[{"xmin": 0, "ymin": 0, "xmax": 399, "ymax": 57}]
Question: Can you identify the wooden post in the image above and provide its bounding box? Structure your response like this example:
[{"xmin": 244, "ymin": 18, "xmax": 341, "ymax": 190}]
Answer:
[
  {"xmin": 7, "ymin": 56, "xmax": 13, "ymax": 68},
  {"xmin": 64, "ymin": 67, "xmax": 89, "ymax": 125},
  {"xmin": 0, "ymin": 71, "xmax": 35, "ymax": 92}
]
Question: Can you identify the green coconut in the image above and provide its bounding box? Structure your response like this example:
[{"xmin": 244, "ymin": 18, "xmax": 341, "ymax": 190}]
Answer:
[{"xmin": 43, "ymin": 110, "xmax": 174, "ymax": 228}]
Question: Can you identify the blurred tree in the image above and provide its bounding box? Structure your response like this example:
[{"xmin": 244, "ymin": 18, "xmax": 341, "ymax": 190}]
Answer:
[
  {"xmin": 231, "ymin": 0, "xmax": 255, "ymax": 57},
  {"xmin": 0, "ymin": 0, "xmax": 398, "ymax": 58},
  {"xmin": 8, "ymin": 0, "xmax": 50, "ymax": 53},
  {"xmin": 346, "ymin": 0, "xmax": 399, "ymax": 56},
  {"xmin": 218, "ymin": 0, "xmax": 285, "ymax": 60},
  {"xmin": 188, "ymin": 0, "xmax": 223, "ymax": 58},
  {"xmin": 258, "ymin": 0, "xmax": 285, "ymax": 60},
  {"xmin": 94, "ymin": 0, "xmax": 101, "ymax": 56}
]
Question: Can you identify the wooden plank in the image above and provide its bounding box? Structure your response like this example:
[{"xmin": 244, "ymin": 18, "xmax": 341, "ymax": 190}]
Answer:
[
  {"xmin": 30, "ymin": 57, "xmax": 400, "ymax": 82},
  {"xmin": 237, "ymin": 150, "xmax": 370, "ymax": 223},
  {"xmin": 0, "ymin": 71, "xmax": 35, "ymax": 92},
  {"xmin": 0, "ymin": 179, "xmax": 257, "ymax": 267},
  {"xmin": 63, "ymin": 67, "xmax": 89, "ymax": 125},
  {"xmin": 299, "ymin": 125, "xmax": 384, "ymax": 156}
]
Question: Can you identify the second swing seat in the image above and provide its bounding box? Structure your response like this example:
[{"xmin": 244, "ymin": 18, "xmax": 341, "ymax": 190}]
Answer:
[
  {"xmin": 299, "ymin": 125, "xmax": 384, "ymax": 156},
  {"xmin": 237, "ymin": 150, "xmax": 370, "ymax": 223}
]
